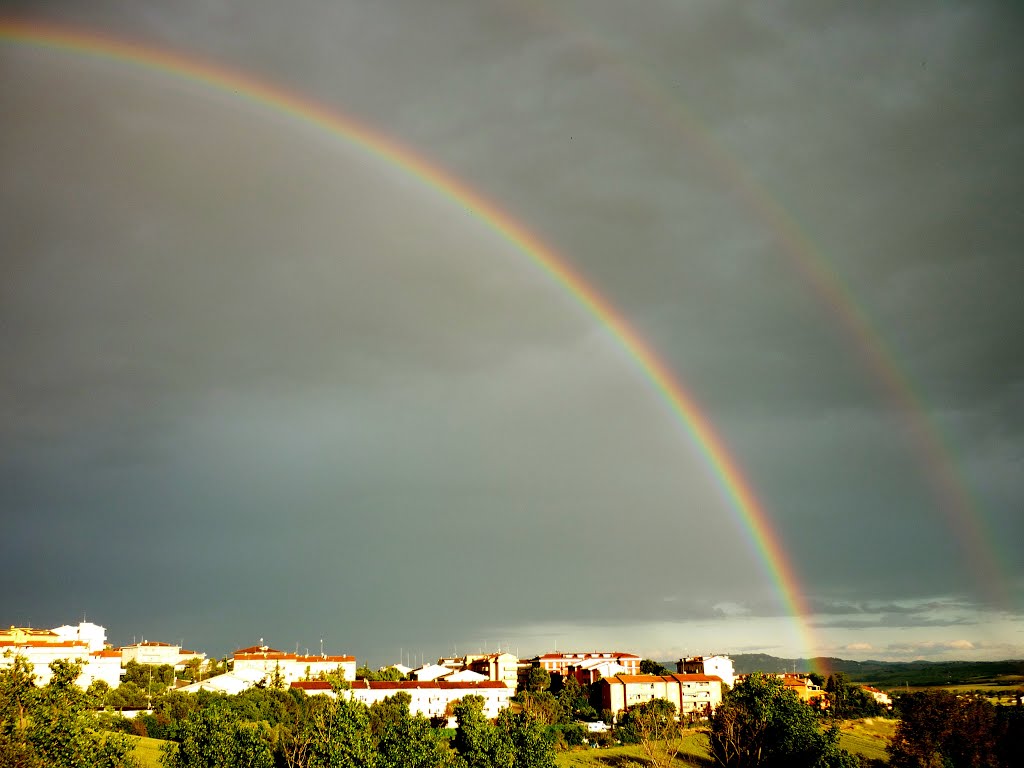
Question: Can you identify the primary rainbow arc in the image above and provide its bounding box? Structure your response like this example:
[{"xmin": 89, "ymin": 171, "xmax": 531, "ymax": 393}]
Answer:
[{"xmin": 0, "ymin": 18, "xmax": 820, "ymax": 663}]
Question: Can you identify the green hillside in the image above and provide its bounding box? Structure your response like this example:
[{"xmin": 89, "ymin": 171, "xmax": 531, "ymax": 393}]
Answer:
[{"xmin": 730, "ymin": 654, "xmax": 1024, "ymax": 687}]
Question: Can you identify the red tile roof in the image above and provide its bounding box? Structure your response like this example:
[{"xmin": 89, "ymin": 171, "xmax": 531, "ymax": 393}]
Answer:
[
  {"xmin": 292, "ymin": 680, "xmax": 509, "ymax": 692},
  {"xmin": 234, "ymin": 651, "xmax": 355, "ymax": 663},
  {"xmin": 538, "ymin": 652, "xmax": 640, "ymax": 660},
  {"xmin": 234, "ymin": 645, "xmax": 285, "ymax": 655},
  {"xmin": 0, "ymin": 640, "xmax": 88, "ymax": 649},
  {"xmin": 602, "ymin": 674, "xmax": 723, "ymax": 685}
]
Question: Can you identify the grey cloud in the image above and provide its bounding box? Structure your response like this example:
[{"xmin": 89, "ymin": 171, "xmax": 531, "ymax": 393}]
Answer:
[{"xmin": 1, "ymin": 0, "xmax": 1021, "ymax": 661}]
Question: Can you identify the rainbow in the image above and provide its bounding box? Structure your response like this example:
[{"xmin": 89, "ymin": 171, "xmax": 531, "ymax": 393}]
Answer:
[
  {"xmin": 0, "ymin": 19, "xmax": 821, "ymax": 662},
  {"xmin": 514, "ymin": 4, "xmax": 1007, "ymax": 611}
]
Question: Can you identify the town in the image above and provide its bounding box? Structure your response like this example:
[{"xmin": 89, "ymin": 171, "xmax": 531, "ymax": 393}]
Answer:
[
  {"xmin": 4, "ymin": 617, "xmax": 1021, "ymax": 768},
  {"xmin": 1, "ymin": 618, "xmax": 893, "ymax": 722}
]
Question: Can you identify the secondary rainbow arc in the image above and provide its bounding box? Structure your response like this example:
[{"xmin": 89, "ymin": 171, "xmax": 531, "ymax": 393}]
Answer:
[
  {"xmin": 509, "ymin": 0, "xmax": 1007, "ymax": 611},
  {"xmin": 0, "ymin": 19, "xmax": 822, "ymax": 662}
]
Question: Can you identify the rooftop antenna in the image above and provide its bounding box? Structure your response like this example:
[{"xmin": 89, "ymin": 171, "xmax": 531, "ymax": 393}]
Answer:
[{"xmin": 320, "ymin": 637, "xmax": 324, "ymax": 657}]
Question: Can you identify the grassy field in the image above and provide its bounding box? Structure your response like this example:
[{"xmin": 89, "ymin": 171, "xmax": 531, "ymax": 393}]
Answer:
[
  {"xmin": 128, "ymin": 720, "xmax": 896, "ymax": 768},
  {"xmin": 131, "ymin": 734, "xmax": 171, "ymax": 768},
  {"xmin": 837, "ymin": 718, "xmax": 897, "ymax": 763},
  {"xmin": 555, "ymin": 733, "xmax": 712, "ymax": 767},
  {"xmin": 555, "ymin": 719, "xmax": 897, "ymax": 767},
  {"xmin": 887, "ymin": 681, "xmax": 1024, "ymax": 705}
]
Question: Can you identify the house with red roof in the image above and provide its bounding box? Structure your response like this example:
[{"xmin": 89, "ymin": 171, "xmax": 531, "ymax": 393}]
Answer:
[
  {"xmin": 292, "ymin": 678, "xmax": 513, "ymax": 720},
  {"xmin": 232, "ymin": 644, "xmax": 355, "ymax": 684},
  {"xmin": 599, "ymin": 673, "xmax": 723, "ymax": 717},
  {"xmin": 535, "ymin": 651, "xmax": 641, "ymax": 678}
]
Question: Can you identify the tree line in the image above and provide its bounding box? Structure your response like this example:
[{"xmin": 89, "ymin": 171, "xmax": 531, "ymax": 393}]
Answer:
[
  {"xmin": 3, "ymin": 655, "xmax": 1022, "ymax": 767},
  {"xmin": 0, "ymin": 655, "xmax": 556, "ymax": 768}
]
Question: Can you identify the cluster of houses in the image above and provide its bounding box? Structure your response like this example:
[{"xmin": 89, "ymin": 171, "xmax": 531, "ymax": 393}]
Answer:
[
  {"xmin": 3, "ymin": 620, "xmax": 890, "ymax": 721},
  {"xmin": 0, "ymin": 622, "xmax": 204, "ymax": 689}
]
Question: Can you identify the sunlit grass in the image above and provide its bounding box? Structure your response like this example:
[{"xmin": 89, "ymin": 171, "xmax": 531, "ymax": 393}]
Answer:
[
  {"xmin": 555, "ymin": 720, "xmax": 898, "ymax": 766},
  {"xmin": 556, "ymin": 729, "xmax": 711, "ymax": 767},
  {"xmin": 130, "ymin": 734, "xmax": 171, "ymax": 768},
  {"xmin": 836, "ymin": 718, "xmax": 896, "ymax": 763}
]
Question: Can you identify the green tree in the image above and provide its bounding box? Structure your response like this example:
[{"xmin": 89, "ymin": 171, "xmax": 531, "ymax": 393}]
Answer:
[
  {"xmin": 181, "ymin": 658, "xmax": 204, "ymax": 683},
  {"xmin": 0, "ymin": 657, "xmax": 138, "ymax": 768},
  {"xmin": 514, "ymin": 690, "xmax": 564, "ymax": 725},
  {"xmin": 85, "ymin": 679, "xmax": 112, "ymax": 709},
  {"xmin": 301, "ymin": 694, "xmax": 376, "ymax": 768},
  {"xmin": 371, "ymin": 693, "xmax": 452, "ymax": 768},
  {"xmin": 994, "ymin": 703, "xmax": 1024, "ymax": 768},
  {"xmin": 369, "ymin": 691, "xmax": 412, "ymax": 738},
  {"xmin": 377, "ymin": 667, "xmax": 405, "ymax": 682},
  {"xmin": 453, "ymin": 695, "xmax": 498, "ymax": 768},
  {"xmin": 888, "ymin": 691, "xmax": 998, "ymax": 768},
  {"xmin": 355, "ymin": 666, "xmax": 379, "ymax": 681},
  {"xmin": 640, "ymin": 659, "xmax": 670, "ymax": 676},
  {"xmin": 617, "ymin": 699, "xmax": 686, "ymax": 768},
  {"xmin": 161, "ymin": 703, "xmax": 273, "ymax": 768},
  {"xmin": 556, "ymin": 677, "xmax": 597, "ymax": 722},
  {"xmin": 122, "ymin": 661, "xmax": 174, "ymax": 700},
  {"xmin": 526, "ymin": 667, "xmax": 550, "ymax": 693},
  {"xmin": 709, "ymin": 672, "xmax": 857, "ymax": 768},
  {"xmin": 0, "ymin": 653, "xmax": 40, "ymax": 768},
  {"xmin": 110, "ymin": 681, "xmax": 148, "ymax": 710},
  {"xmin": 496, "ymin": 709, "xmax": 556, "ymax": 768},
  {"xmin": 453, "ymin": 696, "xmax": 554, "ymax": 768}
]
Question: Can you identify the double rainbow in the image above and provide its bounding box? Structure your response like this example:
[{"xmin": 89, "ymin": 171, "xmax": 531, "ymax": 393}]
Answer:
[{"xmin": 1, "ymin": 19, "xmax": 817, "ymax": 659}]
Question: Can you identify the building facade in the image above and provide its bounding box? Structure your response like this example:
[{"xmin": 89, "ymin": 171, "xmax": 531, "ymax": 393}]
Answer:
[
  {"xmin": 599, "ymin": 674, "xmax": 723, "ymax": 717},
  {"xmin": 466, "ymin": 652, "xmax": 520, "ymax": 690},
  {"xmin": 293, "ymin": 679, "xmax": 513, "ymax": 720},
  {"xmin": 535, "ymin": 652, "xmax": 641, "ymax": 677},
  {"xmin": 677, "ymin": 655, "xmax": 736, "ymax": 688},
  {"xmin": 232, "ymin": 644, "xmax": 356, "ymax": 684}
]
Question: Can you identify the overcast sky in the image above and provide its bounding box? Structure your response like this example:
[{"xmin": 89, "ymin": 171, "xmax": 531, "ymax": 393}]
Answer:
[{"xmin": 1, "ymin": 0, "xmax": 1021, "ymax": 665}]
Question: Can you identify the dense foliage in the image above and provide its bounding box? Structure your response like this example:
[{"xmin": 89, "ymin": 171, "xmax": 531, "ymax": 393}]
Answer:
[
  {"xmin": 0, "ymin": 656, "xmax": 138, "ymax": 768},
  {"xmin": 640, "ymin": 659, "xmax": 670, "ymax": 675},
  {"xmin": 888, "ymin": 690, "xmax": 1023, "ymax": 768},
  {"xmin": 824, "ymin": 673, "xmax": 888, "ymax": 720},
  {"xmin": 709, "ymin": 672, "xmax": 858, "ymax": 768},
  {"xmin": 452, "ymin": 695, "xmax": 554, "ymax": 768}
]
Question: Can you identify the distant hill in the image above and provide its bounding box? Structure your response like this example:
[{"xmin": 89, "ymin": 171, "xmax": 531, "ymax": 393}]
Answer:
[{"xmin": 728, "ymin": 654, "xmax": 1024, "ymax": 687}]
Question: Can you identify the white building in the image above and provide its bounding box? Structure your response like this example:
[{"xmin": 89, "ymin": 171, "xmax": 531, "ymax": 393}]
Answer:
[
  {"xmin": 232, "ymin": 644, "xmax": 356, "ymax": 684},
  {"xmin": 52, "ymin": 622, "xmax": 108, "ymax": 653},
  {"xmin": 444, "ymin": 669, "xmax": 487, "ymax": 683},
  {"xmin": 568, "ymin": 658, "xmax": 629, "ymax": 685},
  {"xmin": 536, "ymin": 652, "xmax": 641, "ymax": 677},
  {"xmin": 411, "ymin": 663, "xmax": 455, "ymax": 682},
  {"xmin": 176, "ymin": 669, "xmax": 271, "ymax": 695},
  {"xmin": 600, "ymin": 674, "xmax": 723, "ymax": 717},
  {"xmin": 1, "ymin": 621, "xmax": 118, "ymax": 688},
  {"xmin": 1, "ymin": 641, "xmax": 90, "ymax": 685},
  {"xmin": 81, "ymin": 650, "xmax": 125, "ymax": 688},
  {"xmin": 121, "ymin": 641, "xmax": 181, "ymax": 667},
  {"xmin": 293, "ymin": 679, "xmax": 513, "ymax": 720},
  {"xmin": 863, "ymin": 686, "xmax": 892, "ymax": 708},
  {"xmin": 678, "ymin": 655, "xmax": 735, "ymax": 688}
]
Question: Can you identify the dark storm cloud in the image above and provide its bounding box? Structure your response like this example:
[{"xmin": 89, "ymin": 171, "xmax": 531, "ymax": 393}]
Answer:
[{"xmin": 1, "ymin": 0, "xmax": 1021, "ymax": 660}]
